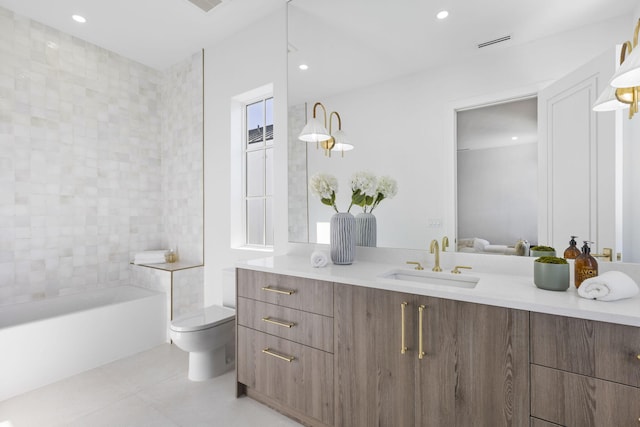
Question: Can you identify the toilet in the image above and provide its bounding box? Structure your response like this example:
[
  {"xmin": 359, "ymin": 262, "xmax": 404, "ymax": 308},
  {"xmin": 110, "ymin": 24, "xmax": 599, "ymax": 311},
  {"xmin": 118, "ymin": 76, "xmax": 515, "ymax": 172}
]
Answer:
[{"xmin": 169, "ymin": 305, "xmax": 236, "ymax": 381}]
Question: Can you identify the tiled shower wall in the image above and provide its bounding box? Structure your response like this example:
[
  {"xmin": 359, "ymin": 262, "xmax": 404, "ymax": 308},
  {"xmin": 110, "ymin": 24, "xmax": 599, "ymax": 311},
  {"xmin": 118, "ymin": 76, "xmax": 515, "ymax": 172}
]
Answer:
[
  {"xmin": 161, "ymin": 52, "xmax": 204, "ymax": 265},
  {"xmin": 288, "ymin": 103, "xmax": 308, "ymax": 243},
  {"xmin": 0, "ymin": 7, "xmax": 204, "ymax": 304}
]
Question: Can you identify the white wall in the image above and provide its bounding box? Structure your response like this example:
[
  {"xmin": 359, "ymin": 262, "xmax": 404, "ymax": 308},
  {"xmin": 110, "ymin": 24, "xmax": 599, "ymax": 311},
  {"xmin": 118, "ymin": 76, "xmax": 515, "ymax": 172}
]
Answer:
[
  {"xmin": 203, "ymin": 6, "xmax": 288, "ymax": 306},
  {"xmin": 299, "ymin": 15, "xmax": 630, "ymax": 250},
  {"xmin": 457, "ymin": 143, "xmax": 537, "ymax": 245}
]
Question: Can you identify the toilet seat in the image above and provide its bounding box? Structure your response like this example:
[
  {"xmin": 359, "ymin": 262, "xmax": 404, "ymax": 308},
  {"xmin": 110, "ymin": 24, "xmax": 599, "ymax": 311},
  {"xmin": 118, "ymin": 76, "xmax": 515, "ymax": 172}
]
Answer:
[{"xmin": 170, "ymin": 305, "xmax": 235, "ymax": 333}]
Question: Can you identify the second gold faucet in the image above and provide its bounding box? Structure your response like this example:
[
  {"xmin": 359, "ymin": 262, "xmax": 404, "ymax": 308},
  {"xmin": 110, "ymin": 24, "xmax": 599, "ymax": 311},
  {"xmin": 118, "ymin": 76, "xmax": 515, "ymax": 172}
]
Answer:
[{"xmin": 429, "ymin": 239, "xmax": 442, "ymax": 272}]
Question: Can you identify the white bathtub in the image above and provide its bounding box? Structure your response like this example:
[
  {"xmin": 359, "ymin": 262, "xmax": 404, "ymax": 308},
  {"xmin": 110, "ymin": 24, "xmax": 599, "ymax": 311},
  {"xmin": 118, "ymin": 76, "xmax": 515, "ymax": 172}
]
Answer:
[{"xmin": 0, "ymin": 286, "xmax": 167, "ymax": 401}]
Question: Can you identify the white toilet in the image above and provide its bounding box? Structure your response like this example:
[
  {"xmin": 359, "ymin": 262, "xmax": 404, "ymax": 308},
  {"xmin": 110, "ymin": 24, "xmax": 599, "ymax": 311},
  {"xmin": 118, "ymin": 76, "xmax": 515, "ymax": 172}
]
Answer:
[{"xmin": 169, "ymin": 305, "xmax": 236, "ymax": 381}]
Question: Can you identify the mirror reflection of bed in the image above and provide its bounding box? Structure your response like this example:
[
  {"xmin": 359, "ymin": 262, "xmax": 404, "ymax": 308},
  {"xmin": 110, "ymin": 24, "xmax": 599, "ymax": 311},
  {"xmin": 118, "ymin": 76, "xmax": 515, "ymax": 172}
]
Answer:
[
  {"xmin": 456, "ymin": 97, "xmax": 537, "ymax": 255},
  {"xmin": 457, "ymin": 237, "xmax": 531, "ymax": 256}
]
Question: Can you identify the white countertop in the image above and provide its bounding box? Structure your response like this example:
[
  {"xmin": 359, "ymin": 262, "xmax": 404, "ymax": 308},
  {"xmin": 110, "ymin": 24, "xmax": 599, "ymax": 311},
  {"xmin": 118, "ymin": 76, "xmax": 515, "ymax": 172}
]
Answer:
[{"xmin": 238, "ymin": 255, "xmax": 640, "ymax": 327}]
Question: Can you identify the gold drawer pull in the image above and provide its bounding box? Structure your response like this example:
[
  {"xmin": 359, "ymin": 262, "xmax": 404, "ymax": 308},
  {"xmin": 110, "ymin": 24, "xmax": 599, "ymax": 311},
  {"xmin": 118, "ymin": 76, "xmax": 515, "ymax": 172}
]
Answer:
[
  {"xmin": 262, "ymin": 317, "xmax": 296, "ymax": 328},
  {"xmin": 401, "ymin": 302, "xmax": 408, "ymax": 354},
  {"xmin": 262, "ymin": 348, "xmax": 295, "ymax": 362},
  {"xmin": 637, "ymin": 354, "xmax": 640, "ymax": 361},
  {"xmin": 418, "ymin": 305, "xmax": 426, "ymax": 360},
  {"xmin": 261, "ymin": 286, "xmax": 296, "ymax": 295}
]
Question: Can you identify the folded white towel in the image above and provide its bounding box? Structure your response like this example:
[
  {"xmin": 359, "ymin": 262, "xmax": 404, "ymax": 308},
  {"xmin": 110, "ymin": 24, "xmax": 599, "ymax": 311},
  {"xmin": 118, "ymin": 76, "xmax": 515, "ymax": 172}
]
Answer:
[
  {"xmin": 133, "ymin": 250, "xmax": 169, "ymax": 265},
  {"xmin": 578, "ymin": 271, "xmax": 640, "ymax": 301},
  {"xmin": 310, "ymin": 251, "xmax": 329, "ymax": 268},
  {"xmin": 135, "ymin": 250, "xmax": 169, "ymax": 257}
]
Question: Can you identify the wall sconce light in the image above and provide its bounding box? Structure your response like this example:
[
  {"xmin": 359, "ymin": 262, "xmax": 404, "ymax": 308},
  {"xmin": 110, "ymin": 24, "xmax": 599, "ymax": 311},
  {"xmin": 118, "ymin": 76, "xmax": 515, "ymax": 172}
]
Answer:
[
  {"xmin": 595, "ymin": 19, "xmax": 640, "ymax": 118},
  {"xmin": 298, "ymin": 102, "xmax": 354, "ymax": 157}
]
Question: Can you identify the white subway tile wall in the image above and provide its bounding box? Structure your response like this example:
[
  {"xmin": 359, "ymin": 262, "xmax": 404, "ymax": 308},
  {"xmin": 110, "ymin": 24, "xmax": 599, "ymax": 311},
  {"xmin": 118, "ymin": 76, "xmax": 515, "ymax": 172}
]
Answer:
[
  {"xmin": 287, "ymin": 103, "xmax": 308, "ymax": 243},
  {"xmin": 0, "ymin": 7, "xmax": 204, "ymax": 304},
  {"xmin": 172, "ymin": 266, "xmax": 205, "ymax": 318}
]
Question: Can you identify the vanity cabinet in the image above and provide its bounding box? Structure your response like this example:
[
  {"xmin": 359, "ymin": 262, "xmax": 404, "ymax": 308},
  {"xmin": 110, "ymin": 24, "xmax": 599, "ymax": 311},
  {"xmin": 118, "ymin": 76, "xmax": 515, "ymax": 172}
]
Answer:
[
  {"xmin": 334, "ymin": 283, "xmax": 530, "ymax": 427},
  {"xmin": 236, "ymin": 269, "xmax": 334, "ymax": 427},
  {"xmin": 530, "ymin": 312, "xmax": 640, "ymax": 426}
]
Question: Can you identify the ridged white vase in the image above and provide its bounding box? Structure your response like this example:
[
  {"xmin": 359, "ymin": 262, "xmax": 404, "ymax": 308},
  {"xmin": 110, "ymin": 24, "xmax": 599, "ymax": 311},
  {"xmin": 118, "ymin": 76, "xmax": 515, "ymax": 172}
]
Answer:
[
  {"xmin": 330, "ymin": 212, "xmax": 355, "ymax": 265},
  {"xmin": 355, "ymin": 213, "xmax": 377, "ymax": 247}
]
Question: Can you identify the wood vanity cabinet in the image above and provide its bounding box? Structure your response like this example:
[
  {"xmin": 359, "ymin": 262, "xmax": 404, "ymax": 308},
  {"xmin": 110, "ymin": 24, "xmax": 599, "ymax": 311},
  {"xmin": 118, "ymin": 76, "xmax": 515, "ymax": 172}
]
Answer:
[
  {"xmin": 236, "ymin": 269, "xmax": 334, "ymax": 427},
  {"xmin": 530, "ymin": 312, "xmax": 640, "ymax": 426},
  {"xmin": 334, "ymin": 283, "xmax": 530, "ymax": 427}
]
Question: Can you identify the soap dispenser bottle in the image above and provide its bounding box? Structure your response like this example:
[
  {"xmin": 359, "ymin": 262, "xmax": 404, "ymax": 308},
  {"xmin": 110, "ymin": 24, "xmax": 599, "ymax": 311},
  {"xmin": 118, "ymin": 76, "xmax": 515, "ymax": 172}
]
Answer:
[
  {"xmin": 564, "ymin": 236, "xmax": 581, "ymax": 259},
  {"xmin": 574, "ymin": 241, "xmax": 598, "ymax": 288}
]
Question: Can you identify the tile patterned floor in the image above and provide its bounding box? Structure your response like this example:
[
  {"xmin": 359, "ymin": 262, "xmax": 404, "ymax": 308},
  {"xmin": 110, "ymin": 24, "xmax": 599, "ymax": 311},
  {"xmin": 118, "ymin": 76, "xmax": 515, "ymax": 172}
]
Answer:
[{"xmin": 0, "ymin": 344, "xmax": 302, "ymax": 427}]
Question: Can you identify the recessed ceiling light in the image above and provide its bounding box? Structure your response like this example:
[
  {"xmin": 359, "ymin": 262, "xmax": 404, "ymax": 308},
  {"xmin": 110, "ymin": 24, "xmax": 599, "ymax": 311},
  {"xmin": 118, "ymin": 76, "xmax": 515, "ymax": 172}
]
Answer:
[
  {"xmin": 512, "ymin": 136, "xmax": 519, "ymax": 141},
  {"xmin": 299, "ymin": 64, "xmax": 309, "ymax": 71},
  {"xmin": 436, "ymin": 10, "xmax": 449, "ymax": 20},
  {"xmin": 72, "ymin": 14, "xmax": 87, "ymax": 23}
]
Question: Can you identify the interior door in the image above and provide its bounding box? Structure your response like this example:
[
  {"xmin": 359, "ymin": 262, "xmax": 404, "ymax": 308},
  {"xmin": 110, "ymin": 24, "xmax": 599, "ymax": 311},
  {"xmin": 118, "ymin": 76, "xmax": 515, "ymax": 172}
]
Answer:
[{"xmin": 538, "ymin": 47, "xmax": 617, "ymax": 254}]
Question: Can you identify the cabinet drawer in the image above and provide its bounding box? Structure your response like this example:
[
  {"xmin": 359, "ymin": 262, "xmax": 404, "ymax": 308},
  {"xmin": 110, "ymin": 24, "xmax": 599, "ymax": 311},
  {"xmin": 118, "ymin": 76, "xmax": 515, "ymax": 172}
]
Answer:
[
  {"xmin": 237, "ymin": 297, "xmax": 333, "ymax": 353},
  {"xmin": 237, "ymin": 269, "xmax": 333, "ymax": 316},
  {"xmin": 237, "ymin": 326, "xmax": 334, "ymax": 425},
  {"xmin": 531, "ymin": 364, "xmax": 640, "ymax": 427},
  {"xmin": 531, "ymin": 312, "xmax": 640, "ymax": 387}
]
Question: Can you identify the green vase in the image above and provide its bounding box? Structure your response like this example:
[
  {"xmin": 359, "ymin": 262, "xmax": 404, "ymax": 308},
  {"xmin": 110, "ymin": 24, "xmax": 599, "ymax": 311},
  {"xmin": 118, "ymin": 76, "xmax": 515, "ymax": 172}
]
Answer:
[{"xmin": 533, "ymin": 262, "xmax": 569, "ymax": 291}]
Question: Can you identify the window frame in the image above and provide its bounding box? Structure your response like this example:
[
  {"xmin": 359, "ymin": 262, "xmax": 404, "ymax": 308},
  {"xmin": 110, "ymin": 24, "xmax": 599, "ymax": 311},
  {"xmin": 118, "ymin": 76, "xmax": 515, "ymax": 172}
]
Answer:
[{"xmin": 241, "ymin": 95, "xmax": 274, "ymax": 249}]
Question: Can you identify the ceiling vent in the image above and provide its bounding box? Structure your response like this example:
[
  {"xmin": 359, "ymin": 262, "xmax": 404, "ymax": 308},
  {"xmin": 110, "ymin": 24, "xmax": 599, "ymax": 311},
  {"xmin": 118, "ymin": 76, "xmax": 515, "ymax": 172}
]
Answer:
[
  {"xmin": 477, "ymin": 35, "xmax": 511, "ymax": 49},
  {"xmin": 186, "ymin": 0, "xmax": 222, "ymax": 12}
]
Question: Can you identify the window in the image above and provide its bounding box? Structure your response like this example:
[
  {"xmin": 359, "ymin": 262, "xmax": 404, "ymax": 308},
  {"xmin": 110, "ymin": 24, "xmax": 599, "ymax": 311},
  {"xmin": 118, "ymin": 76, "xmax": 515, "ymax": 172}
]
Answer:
[{"xmin": 243, "ymin": 97, "xmax": 274, "ymax": 247}]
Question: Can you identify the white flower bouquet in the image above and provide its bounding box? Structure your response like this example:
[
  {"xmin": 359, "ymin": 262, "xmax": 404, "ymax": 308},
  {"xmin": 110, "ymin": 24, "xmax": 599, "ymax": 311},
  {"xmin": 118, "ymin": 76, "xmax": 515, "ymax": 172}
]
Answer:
[
  {"xmin": 309, "ymin": 172, "xmax": 397, "ymax": 213},
  {"xmin": 350, "ymin": 172, "xmax": 398, "ymax": 213}
]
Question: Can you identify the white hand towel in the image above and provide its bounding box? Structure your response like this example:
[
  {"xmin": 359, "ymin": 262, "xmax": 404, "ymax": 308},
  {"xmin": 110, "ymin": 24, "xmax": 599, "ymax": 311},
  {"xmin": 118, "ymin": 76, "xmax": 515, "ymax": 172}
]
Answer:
[
  {"xmin": 310, "ymin": 251, "xmax": 329, "ymax": 268},
  {"xmin": 578, "ymin": 271, "xmax": 640, "ymax": 301}
]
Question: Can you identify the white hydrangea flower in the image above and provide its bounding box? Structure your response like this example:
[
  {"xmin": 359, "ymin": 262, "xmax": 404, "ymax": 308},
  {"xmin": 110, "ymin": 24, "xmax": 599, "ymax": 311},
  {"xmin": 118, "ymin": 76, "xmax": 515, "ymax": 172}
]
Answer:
[
  {"xmin": 309, "ymin": 173, "xmax": 338, "ymax": 199},
  {"xmin": 350, "ymin": 171, "xmax": 377, "ymax": 197},
  {"xmin": 376, "ymin": 176, "xmax": 398, "ymax": 199},
  {"xmin": 309, "ymin": 173, "xmax": 340, "ymax": 212}
]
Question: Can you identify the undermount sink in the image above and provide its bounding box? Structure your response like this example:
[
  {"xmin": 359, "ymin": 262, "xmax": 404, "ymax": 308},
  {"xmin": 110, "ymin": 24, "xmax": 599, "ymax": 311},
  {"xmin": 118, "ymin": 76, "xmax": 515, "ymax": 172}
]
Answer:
[{"xmin": 379, "ymin": 268, "xmax": 480, "ymax": 289}]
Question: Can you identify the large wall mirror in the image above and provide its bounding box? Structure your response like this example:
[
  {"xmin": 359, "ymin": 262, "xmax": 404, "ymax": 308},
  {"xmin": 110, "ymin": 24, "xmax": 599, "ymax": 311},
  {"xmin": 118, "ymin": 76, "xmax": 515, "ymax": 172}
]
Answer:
[{"xmin": 287, "ymin": 0, "xmax": 640, "ymax": 261}]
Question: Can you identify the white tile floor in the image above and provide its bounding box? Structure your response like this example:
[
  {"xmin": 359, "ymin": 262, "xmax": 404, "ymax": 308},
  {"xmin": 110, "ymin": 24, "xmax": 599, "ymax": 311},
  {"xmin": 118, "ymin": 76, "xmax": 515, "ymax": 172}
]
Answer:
[{"xmin": 0, "ymin": 344, "xmax": 302, "ymax": 427}]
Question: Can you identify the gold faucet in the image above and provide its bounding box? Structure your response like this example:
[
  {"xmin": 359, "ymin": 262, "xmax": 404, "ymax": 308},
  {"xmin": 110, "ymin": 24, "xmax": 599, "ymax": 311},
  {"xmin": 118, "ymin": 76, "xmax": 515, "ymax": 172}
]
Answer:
[
  {"xmin": 430, "ymin": 240, "xmax": 442, "ymax": 272},
  {"xmin": 406, "ymin": 261, "xmax": 424, "ymax": 270},
  {"xmin": 592, "ymin": 247, "xmax": 613, "ymax": 262},
  {"xmin": 451, "ymin": 265, "xmax": 472, "ymax": 274},
  {"xmin": 442, "ymin": 236, "xmax": 449, "ymax": 252}
]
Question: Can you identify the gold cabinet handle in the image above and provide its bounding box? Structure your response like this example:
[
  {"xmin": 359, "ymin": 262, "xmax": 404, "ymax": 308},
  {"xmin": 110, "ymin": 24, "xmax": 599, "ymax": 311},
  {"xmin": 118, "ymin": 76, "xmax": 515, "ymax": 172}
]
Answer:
[
  {"xmin": 401, "ymin": 302, "xmax": 408, "ymax": 354},
  {"xmin": 418, "ymin": 305, "xmax": 426, "ymax": 360},
  {"xmin": 637, "ymin": 354, "xmax": 640, "ymax": 361},
  {"xmin": 262, "ymin": 317, "xmax": 296, "ymax": 328},
  {"xmin": 261, "ymin": 286, "xmax": 296, "ymax": 295},
  {"xmin": 262, "ymin": 348, "xmax": 295, "ymax": 362}
]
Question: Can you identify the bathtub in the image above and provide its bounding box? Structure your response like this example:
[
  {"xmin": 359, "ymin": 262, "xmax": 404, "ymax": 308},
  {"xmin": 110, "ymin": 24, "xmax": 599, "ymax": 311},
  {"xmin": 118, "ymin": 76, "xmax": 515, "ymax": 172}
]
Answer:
[{"xmin": 0, "ymin": 286, "xmax": 167, "ymax": 401}]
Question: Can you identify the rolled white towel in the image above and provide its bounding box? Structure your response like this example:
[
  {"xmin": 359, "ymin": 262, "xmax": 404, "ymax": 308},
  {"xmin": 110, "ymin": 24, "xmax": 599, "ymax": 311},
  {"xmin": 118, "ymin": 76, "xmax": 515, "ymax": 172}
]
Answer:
[
  {"xmin": 577, "ymin": 271, "xmax": 640, "ymax": 301},
  {"xmin": 310, "ymin": 251, "xmax": 329, "ymax": 268}
]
